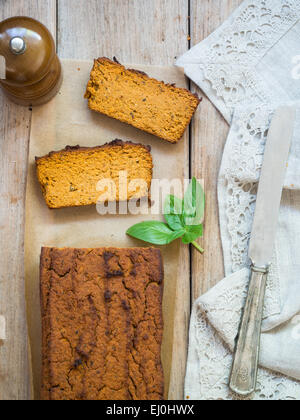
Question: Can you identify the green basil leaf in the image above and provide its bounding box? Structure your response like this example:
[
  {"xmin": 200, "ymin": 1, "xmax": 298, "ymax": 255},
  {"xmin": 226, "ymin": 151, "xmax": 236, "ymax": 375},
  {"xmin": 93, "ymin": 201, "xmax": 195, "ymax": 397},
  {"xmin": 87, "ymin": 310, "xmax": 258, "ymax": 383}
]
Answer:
[
  {"xmin": 164, "ymin": 195, "xmax": 184, "ymax": 231},
  {"xmin": 182, "ymin": 224, "xmax": 203, "ymax": 244},
  {"xmin": 127, "ymin": 221, "xmax": 185, "ymax": 245},
  {"xmin": 183, "ymin": 177, "xmax": 205, "ymax": 226}
]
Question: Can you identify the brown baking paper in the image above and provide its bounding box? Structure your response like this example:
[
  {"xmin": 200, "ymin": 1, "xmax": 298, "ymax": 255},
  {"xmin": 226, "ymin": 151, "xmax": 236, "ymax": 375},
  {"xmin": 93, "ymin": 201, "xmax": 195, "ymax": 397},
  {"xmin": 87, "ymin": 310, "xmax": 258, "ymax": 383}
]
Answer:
[{"xmin": 25, "ymin": 60, "xmax": 188, "ymax": 400}]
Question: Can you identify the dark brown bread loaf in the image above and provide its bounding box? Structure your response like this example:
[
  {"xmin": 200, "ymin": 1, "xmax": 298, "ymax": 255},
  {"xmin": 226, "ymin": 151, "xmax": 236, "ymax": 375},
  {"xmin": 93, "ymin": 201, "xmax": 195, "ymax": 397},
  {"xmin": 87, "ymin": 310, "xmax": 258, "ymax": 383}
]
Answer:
[{"xmin": 40, "ymin": 247, "xmax": 164, "ymax": 400}]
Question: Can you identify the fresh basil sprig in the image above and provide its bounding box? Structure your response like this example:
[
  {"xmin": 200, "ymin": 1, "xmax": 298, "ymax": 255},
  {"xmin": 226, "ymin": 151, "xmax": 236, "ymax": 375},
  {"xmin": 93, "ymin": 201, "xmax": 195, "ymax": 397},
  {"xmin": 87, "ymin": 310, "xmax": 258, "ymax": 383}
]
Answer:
[{"xmin": 126, "ymin": 177, "xmax": 205, "ymax": 253}]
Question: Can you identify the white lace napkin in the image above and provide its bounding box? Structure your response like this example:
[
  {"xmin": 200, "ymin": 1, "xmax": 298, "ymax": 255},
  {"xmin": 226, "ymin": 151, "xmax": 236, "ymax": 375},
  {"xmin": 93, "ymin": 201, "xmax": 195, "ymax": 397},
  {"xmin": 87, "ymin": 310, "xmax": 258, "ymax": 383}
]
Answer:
[
  {"xmin": 0, "ymin": 56, "xmax": 5, "ymax": 79},
  {"xmin": 177, "ymin": 0, "xmax": 300, "ymax": 400}
]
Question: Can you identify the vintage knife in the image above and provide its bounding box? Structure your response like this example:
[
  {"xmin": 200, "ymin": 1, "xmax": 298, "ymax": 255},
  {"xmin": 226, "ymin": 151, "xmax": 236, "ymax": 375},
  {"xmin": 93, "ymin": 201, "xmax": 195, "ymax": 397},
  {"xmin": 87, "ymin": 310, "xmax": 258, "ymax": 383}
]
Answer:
[{"xmin": 229, "ymin": 106, "xmax": 296, "ymax": 396}]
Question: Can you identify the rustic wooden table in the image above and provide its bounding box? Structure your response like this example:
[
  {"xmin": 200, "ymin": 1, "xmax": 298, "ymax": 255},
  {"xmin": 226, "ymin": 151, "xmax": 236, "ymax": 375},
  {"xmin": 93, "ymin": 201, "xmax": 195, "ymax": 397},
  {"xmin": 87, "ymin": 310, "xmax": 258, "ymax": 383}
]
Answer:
[{"xmin": 0, "ymin": 0, "xmax": 242, "ymax": 400}]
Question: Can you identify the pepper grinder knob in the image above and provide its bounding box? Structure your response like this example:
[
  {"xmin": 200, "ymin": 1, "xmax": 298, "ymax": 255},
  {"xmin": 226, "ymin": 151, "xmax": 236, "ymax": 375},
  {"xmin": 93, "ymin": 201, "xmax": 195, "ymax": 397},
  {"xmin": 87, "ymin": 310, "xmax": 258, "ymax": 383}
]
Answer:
[{"xmin": 10, "ymin": 37, "xmax": 26, "ymax": 55}]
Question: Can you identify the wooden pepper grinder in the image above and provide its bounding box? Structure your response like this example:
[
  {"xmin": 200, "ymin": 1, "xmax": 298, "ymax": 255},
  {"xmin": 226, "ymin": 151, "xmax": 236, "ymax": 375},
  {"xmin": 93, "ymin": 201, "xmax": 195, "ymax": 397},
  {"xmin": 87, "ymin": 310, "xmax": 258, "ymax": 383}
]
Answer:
[{"xmin": 0, "ymin": 16, "xmax": 62, "ymax": 106}]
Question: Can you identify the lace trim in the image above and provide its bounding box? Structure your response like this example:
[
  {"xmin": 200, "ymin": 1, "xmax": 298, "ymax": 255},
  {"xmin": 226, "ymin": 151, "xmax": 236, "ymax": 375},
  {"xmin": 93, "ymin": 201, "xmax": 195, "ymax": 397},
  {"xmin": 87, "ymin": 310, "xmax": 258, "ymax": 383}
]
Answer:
[{"xmin": 219, "ymin": 106, "xmax": 281, "ymax": 317}]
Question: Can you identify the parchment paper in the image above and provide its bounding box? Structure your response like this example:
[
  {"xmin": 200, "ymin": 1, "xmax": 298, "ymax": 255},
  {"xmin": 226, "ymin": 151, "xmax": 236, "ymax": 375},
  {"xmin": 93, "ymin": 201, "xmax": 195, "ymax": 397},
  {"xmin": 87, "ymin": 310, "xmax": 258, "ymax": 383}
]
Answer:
[{"xmin": 25, "ymin": 59, "xmax": 188, "ymax": 400}]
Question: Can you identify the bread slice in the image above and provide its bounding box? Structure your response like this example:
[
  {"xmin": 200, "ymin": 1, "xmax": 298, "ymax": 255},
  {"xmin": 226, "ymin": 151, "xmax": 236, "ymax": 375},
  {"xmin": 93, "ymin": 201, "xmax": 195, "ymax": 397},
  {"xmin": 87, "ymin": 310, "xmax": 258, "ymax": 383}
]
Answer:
[
  {"xmin": 40, "ymin": 246, "xmax": 164, "ymax": 400},
  {"xmin": 84, "ymin": 57, "xmax": 201, "ymax": 143},
  {"xmin": 36, "ymin": 140, "xmax": 153, "ymax": 209}
]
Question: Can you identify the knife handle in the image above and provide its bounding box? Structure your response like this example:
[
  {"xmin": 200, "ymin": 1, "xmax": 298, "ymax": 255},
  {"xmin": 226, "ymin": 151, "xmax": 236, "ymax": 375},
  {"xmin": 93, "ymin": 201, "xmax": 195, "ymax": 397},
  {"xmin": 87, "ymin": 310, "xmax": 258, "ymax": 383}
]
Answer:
[{"xmin": 229, "ymin": 264, "xmax": 269, "ymax": 396}]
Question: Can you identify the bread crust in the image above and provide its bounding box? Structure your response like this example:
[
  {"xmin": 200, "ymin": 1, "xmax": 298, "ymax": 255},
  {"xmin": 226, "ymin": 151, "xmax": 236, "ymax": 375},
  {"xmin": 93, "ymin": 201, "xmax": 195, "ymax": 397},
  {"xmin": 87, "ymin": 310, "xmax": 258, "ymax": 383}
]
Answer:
[
  {"xmin": 40, "ymin": 247, "xmax": 164, "ymax": 400},
  {"xmin": 35, "ymin": 139, "xmax": 151, "ymax": 162},
  {"xmin": 101, "ymin": 57, "xmax": 201, "ymax": 102}
]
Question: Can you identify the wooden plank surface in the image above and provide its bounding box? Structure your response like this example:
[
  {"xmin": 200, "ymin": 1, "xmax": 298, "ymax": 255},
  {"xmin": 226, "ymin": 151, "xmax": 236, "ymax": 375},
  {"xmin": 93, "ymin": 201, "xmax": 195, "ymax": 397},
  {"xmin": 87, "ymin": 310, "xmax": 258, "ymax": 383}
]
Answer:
[
  {"xmin": 58, "ymin": 0, "xmax": 190, "ymax": 401},
  {"xmin": 58, "ymin": 0, "xmax": 189, "ymax": 64},
  {"xmin": 0, "ymin": 0, "xmax": 56, "ymax": 400},
  {"xmin": 190, "ymin": 0, "xmax": 243, "ymax": 300}
]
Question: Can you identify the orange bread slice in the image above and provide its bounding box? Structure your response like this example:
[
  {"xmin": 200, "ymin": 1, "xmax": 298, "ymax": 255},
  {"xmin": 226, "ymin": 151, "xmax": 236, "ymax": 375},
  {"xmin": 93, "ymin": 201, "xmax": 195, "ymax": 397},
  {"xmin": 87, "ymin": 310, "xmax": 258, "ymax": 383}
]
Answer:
[
  {"xmin": 36, "ymin": 140, "xmax": 153, "ymax": 209},
  {"xmin": 84, "ymin": 58, "xmax": 201, "ymax": 143}
]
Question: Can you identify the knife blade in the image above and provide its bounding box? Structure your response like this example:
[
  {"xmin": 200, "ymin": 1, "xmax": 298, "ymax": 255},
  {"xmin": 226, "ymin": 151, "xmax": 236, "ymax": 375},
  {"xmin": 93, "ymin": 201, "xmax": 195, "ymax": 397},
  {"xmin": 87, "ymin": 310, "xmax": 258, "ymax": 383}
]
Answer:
[
  {"xmin": 249, "ymin": 106, "xmax": 296, "ymax": 267},
  {"xmin": 229, "ymin": 106, "xmax": 296, "ymax": 396}
]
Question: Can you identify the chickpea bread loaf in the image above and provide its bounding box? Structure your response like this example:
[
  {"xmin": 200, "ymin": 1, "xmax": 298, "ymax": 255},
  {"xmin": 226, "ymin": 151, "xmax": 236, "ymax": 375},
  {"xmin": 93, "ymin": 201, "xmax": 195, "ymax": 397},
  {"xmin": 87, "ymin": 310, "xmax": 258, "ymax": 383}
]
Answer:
[
  {"xmin": 40, "ymin": 246, "xmax": 164, "ymax": 400},
  {"xmin": 84, "ymin": 58, "xmax": 201, "ymax": 143},
  {"xmin": 35, "ymin": 140, "xmax": 153, "ymax": 209}
]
